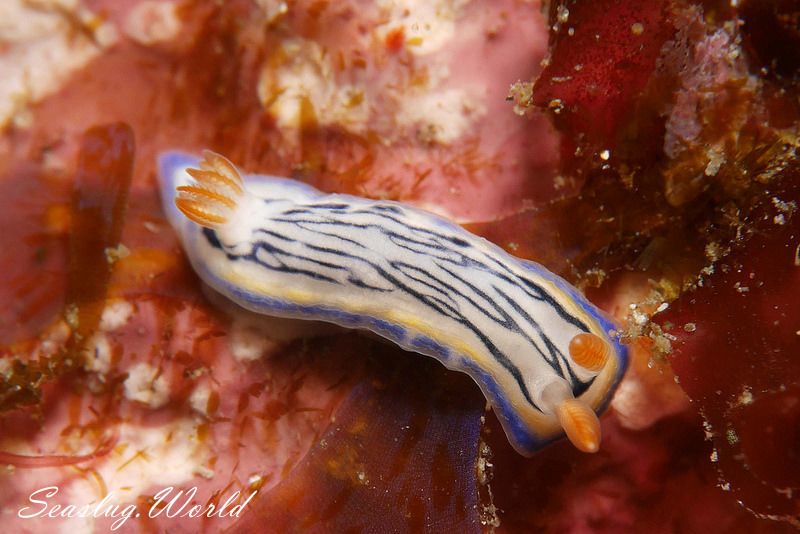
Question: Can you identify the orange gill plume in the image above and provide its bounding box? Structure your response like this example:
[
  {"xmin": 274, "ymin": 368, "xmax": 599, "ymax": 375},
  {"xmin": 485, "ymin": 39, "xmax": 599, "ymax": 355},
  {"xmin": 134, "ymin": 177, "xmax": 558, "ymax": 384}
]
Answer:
[{"xmin": 176, "ymin": 150, "xmax": 244, "ymax": 228}]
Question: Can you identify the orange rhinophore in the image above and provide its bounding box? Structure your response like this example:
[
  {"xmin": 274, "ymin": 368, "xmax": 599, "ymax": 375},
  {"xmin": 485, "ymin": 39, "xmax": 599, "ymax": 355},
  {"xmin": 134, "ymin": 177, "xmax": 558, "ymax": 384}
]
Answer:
[
  {"xmin": 175, "ymin": 151, "xmax": 244, "ymax": 228},
  {"xmin": 556, "ymin": 398, "xmax": 602, "ymax": 453},
  {"xmin": 569, "ymin": 332, "xmax": 610, "ymax": 372}
]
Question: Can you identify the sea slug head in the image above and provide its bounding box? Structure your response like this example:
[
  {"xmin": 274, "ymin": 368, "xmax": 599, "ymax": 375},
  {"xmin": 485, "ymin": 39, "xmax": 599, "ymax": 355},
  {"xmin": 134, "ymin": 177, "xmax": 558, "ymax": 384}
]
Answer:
[
  {"xmin": 157, "ymin": 150, "xmax": 257, "ymax": 247},
  {"xmin": 157, "ymin": 150, "xmax": 200, "ymax": 233}
]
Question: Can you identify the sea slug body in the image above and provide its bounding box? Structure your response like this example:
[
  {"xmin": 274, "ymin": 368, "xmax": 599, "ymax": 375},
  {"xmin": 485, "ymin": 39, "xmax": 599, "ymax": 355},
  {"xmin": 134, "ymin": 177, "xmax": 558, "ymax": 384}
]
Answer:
[{"xmin": 158, "ymin": 151, "xmax": 628, "ymax": 455}]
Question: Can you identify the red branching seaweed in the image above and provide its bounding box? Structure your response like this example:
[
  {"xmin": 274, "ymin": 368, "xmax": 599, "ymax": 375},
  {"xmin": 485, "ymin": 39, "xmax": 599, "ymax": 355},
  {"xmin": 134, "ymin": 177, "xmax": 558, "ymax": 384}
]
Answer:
[{"xmin": 0, "ymin": 430, "xmax": 118, "ymax": 468}]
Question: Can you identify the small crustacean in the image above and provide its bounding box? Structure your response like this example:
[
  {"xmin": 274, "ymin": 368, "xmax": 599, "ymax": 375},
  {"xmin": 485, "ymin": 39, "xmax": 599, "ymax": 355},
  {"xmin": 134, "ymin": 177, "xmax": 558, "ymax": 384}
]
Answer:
[{"xmin": 157, "ymin": 151, "xmax": 628, "ymax": 455}]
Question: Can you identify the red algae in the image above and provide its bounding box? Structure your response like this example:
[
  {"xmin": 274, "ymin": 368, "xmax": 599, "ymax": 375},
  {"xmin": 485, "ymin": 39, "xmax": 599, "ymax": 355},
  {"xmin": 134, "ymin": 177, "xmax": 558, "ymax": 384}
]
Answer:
[
  {"xmin": 0, "ymin": 431, "xmax": 117, "ymax": 468},
  {"xmin": 655, "ymin": 170, "xmax": 800, "ymax": 524},
  {"xmin": 0, "ymin": 123, "xmax": 134, "ymax": 412},
  {"xmin": 0, "ymin": 162, "xmax": 70, "ymax": 344},
  {"xmin": 485, "ymin": 0, "xmax": 800, "ymax": 530},
  {"xmin": 486, "ymin": 410, "xmax": 797, "ymax": 533},
  {"xmin": 740, "ymin": 0, "xmax": 800, "ymax": 82},
  {"xmin": 230, "ymin": 355, "xmax": 484, "ymax": 533},
  {"xmin": 66, "ymin": 123, "xmax": 135, "ymax": 348},
  {"xmin": 533, "ymin": 0, "xmax": 676, "ymax": 167}
]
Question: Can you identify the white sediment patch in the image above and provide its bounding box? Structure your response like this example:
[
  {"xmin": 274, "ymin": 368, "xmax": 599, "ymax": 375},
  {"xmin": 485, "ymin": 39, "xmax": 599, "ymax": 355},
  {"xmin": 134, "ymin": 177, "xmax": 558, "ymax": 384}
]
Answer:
[
  {"xmin": 123, "ymin": 362, "xmax": 170, "ymax": 409},
  {"xmin": 375, "ymin": 0, "xmax": 472, "ymax": 56},
  {"xmin": 99, "ymin": 299, "xmax": 135, "ymax": 332},
  {"xmin": 124, "ymin": 1, "xmax": 182, "ymax": 45},
  {"xmin": 59, "ymin": 418, "xmax": 209, "ymax": 533},
  {"xmin": 258, "ymin": 39, "xmax": 370, "ymax": 135},
  {"xmin": 0, "ymin": 0, "xmax": 117, "ymax": 130}
]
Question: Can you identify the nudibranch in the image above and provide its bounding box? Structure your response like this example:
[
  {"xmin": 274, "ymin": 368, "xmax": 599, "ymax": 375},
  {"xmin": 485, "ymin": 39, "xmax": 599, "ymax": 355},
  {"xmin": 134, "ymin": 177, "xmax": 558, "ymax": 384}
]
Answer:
[{"xmin": 157, "ymin": 151, "xmax": 628, "ymax": 455}]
